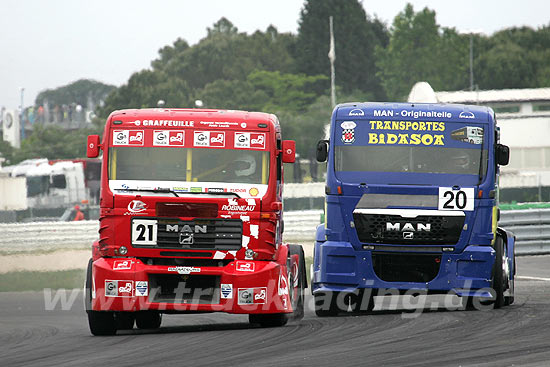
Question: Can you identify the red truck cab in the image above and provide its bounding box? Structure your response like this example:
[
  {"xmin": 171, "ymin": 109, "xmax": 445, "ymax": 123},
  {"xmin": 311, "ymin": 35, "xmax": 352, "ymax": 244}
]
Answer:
[{"xmin": 85, "ymin": 108, "xmax": 306, "ymax": 335}]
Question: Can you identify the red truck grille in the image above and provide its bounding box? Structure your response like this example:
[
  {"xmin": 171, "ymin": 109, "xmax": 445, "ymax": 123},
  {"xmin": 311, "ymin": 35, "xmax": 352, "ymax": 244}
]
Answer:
[{"xmin": 155, "ymin": 218, "xmax": 243, "ymax": 250}]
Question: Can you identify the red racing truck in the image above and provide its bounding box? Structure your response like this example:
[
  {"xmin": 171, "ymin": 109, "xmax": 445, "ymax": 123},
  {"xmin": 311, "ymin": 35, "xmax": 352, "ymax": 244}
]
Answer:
[{"xmin": 85, "ymin": 108, "xmax": 306, "ymax": 335}]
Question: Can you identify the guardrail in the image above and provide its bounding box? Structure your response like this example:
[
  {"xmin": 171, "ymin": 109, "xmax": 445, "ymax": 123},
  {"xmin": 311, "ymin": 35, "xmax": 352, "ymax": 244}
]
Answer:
[
  {"xmin": 1, "ymin": 209, "xmax": 549, "ymax": 255},
  {"xmin": 0, "ymin": 220, "xmax": 98, "ymax": 253},
  {"xmin": 499, "ymin": 209, "xmax": 550, "ymax": 255}
]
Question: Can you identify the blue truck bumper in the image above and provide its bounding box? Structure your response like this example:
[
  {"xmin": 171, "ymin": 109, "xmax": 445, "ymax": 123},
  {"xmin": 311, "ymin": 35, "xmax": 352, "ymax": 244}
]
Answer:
[{"xmin": 312, "ymin": 240, "xmax": 496, "ymax": 298}]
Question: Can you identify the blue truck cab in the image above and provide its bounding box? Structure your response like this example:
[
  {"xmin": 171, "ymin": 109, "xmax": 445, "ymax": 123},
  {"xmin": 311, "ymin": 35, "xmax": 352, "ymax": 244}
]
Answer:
[{"xmin": 313, "ymin": 102, "xmax": 515, "ymax": 315}]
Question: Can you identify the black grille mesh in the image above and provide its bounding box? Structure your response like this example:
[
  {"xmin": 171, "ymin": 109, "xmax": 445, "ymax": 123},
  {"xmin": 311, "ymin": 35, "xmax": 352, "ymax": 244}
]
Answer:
[{"xmin": 353, "ymin": 213, "xmax": 464, "ymax": 245}]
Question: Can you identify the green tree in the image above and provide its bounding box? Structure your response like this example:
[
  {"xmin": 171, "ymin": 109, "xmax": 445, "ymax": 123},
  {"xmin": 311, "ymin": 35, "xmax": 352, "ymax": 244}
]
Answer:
[
  {"xmin": 474, "ymin": 26, "xmax": 550, "ymax": 90},
  {"xmin": 293, "ymin": 0, "xmax": 389, "ymax": 99},
  {"xmin": 35, "ymin": 79, "xmax": 115, "ymax": 108},
  {"xmin": 0, "ymin": 139, "xmax": 15, "ymax": 165},
  {"xmin": 99, "ymin": 18, "xmax": 297, "ymax": 118},
  {"xmin": 376, "ymin": 4, "xmax": 469, "ymax": 100},
  {"xmin": 12, "ymin": 124, "xmax": 98, "ymax": 163},
  {"xmin": 476, "ymin": 41, "xmax": 537, "ymax": 89}
]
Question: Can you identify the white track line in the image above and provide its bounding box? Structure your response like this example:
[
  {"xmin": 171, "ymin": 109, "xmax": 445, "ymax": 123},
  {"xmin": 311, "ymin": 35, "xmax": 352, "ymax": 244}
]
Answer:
[{"xmin": 516, "ymin": 275, "xmax": 550, "ymax": 282}]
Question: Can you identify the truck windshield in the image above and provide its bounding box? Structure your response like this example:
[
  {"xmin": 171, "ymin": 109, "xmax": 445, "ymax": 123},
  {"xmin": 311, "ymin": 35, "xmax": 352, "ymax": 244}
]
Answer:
[
  {"xmin": 109, "ymin": 147, "xmax": 269, "ymax": 185},
  {"xmin": 335, "ymin": 145, "xmax": 487, "ymax": 176}
]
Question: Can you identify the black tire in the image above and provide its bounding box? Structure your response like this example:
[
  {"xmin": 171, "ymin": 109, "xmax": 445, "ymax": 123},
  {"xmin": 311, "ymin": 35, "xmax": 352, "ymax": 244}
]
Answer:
[
  {"xmin": 249, "ymin": 313, "xmax": 288, "ymax": 327},
  {"xmin": 288, "ymin": 244, "xmax": 306, "ymax": 321},
  {"xmin": 478, "ymin": 236, "xmax": 507, "ymax": 309},
  {"xmin": 84, "ymin": 259, "xmax": 93, "ymax": 312},
  {"xmin": 135, "ymin": 311, "xmax": 162, "ymax": 329},
  {"xmin": 492, "ymin": 235, "xmax": 507, "ymax": 309},
  {"xmin": 314, "ymin": 291, "xmax": 339, "ymax": 317},
  {"xmin": 85, "ymin": 258, "xmax": 117, "ymax": 336},
  {"xmin": 88, "ymin": 311, "xmax": 117, "ymax": 336},
  {"xmin": 115, "ymin": 312, "xmax": 135, "ymax": 330}
]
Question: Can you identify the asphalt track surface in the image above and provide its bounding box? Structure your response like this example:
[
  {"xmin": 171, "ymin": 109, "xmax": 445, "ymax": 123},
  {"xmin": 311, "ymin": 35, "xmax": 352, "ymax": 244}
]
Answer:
[{"xmin": 2, "ymin": 256, "xmax": 550, "ymax": 367}]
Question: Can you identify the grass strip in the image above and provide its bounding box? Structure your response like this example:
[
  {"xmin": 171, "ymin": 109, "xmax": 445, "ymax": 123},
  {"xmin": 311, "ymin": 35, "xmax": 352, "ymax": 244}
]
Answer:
[{"xmin": 0, "ymin": 269, "xmax": 86, "ymax": 292}]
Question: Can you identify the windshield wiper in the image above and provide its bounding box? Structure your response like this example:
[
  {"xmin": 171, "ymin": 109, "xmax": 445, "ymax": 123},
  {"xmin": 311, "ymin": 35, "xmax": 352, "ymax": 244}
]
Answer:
[
  {"xmin": 115, "ymin": 188, "xmax": 241, "ymax": 198},
  {"xmin": 181, "ymin": 191, "xmax": 241, "ymax": 198},
  {"xmin": 115, "ymin": 188, "xmax": 179, "ymax": 197}
]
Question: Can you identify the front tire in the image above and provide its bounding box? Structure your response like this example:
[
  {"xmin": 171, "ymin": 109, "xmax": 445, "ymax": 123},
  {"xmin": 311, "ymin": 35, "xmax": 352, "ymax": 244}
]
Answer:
[
  {"xmin": 288, "ymin": 244, "xmax": 306, "ymax": 321},
  {"xmin": 492, "ymin": 235, "xmax": 507, "ymax": 309},
  {"xmin": 85, "ymin": 258, "xmax": 117, "ymax": 336}
]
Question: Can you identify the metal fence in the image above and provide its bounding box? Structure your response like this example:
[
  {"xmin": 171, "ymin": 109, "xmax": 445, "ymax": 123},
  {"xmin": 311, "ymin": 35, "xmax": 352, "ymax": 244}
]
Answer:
[
  {"xmin": 1, "ymin": 209, "xmax": 548, "ymax": 255},
  {"xmin": 500, "ymin": 209, "xmax": 550, "ymax": 255}
]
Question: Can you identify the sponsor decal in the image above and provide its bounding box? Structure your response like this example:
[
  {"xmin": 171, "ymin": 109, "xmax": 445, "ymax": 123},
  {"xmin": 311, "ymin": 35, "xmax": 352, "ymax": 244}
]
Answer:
[
  {"xmin": 127, "ymin": 200, "xmax": 147, "ymax": 213},
  {"xmin": 153, "ymin": 130, "xmax": 168, "ymax": 145},
  {"xmin": 341, "ymin": 121, "xmax": 356, "ymax": 144},
  {"xmin": 105, "ymin": 280, "xmax": 133, "ymax": 297},
  {"xmin": 210, "ymin": 132, "xmax": 225, "ymax": 147},
  {"xmin": 206, "ymin": 187, "xmax": 226, "ymax": 193},
  {"xmin": 451, "ymin": 126, "xmax": 483, "ymax": 145},
  {"xmin": 235, "ymin": 132, "xmax": 250, "ymax": 148},
  {"xmin": 190, "ymin": 187, "xmax": 202, "ymax": 193},
  {"xmin": 167, "ymin": 266, "xmax": 201, "ymax": 275},
  {"xmin": 278, "ymin": 272, "xmax": 289, "ymax": 296},
  {"xmin": 134, "ymin": 120, "xmax": 194, "ymax": 127},
  {"xmin": 236, "ymin": 261, "xmax": 255, "ymax": 272},
  {"xmin": 194, "ymin": 131, "xmax": 209, "ymax": 146},
  {"xmin": 105, "ymin": 280, "xmax": 117, "ymax": 296},
  {"xmin": 199, "ymin": 121, "xmax": 240, "ymax": 128},
  {"xmin": 234, "ymin": 132, "xmax": 266, "ymax": 149},
  {"xmin": 367, "ymin": 120, "xmax": 445, "ymax": 146},
  {"xmin": 153, "ymin": 130, "xmax": 185, "ymax": 146},
  {"xmin": 173, "ymin": 187, "xmax": 189, "ymax": 192},
  {"xmin": 221, "ymin": 203, "xmax": 256, "ymax": 211},
  {"xmin": 221, "ymin": 198, "xmax": 256, "ymax": 212},
  {"xmin": 135, "ymin": 281, "xmax": 148, "ymax": 296},
  {"xmin": 169, "ymin": 131, "xmax": 185, "ymax": 145},
  {"xmin": 113, "ymin": 130, "xmax": 129, "ymax": 145},
  {"xmin": 128, "ymin": 130, "xmax": 144, "ymax": 145},
  {"xmin": 221, "ymin": 284, "xmax": 233, "ymax": 299},
  {"xmin": 193, "ymin": 131, "xmax": 225, "ymax": 147},
  {"xmin": 349, "ymin": 108, "xmax": 365, "ymax": 116},
  {"xmin": 238, "ymin": 287, "xmax": 267, "ymax": 305},
  {"xmin": 249, "ymin": 187, "xmax": 259, "ymax": 197},
  {"xmin": 229, "ymin": 188, "xmax": 247, "ymax": 194},
  {"xmin": 113, "ymin": 260, "xmax": 133, "ymax": 270}
]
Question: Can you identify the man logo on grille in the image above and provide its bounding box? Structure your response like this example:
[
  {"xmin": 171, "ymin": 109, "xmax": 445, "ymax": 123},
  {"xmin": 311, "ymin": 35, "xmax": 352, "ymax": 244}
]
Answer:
[
  {"xmin": 403, "ymin": 232, "xmax": 414, "ymax": 240},
  {"xmin": 179, "ymin": 231, "xmax": 194, "ymax": 245}
]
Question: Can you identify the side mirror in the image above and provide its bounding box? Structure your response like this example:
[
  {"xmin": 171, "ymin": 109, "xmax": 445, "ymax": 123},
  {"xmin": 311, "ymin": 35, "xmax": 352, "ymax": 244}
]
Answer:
[
  {"xmin": 316, "ymin": 140, "xmax": 329, "ymax": 162},
  {"xmin": 496, "ymin": 143, "xmax": 509, "ymax": 166},
  {"xmin": 87, "ymin": 135, "xmax": 101, "ymax": 158},
  {"xmin": 282, "ymin": 140, "xmax": 296, "ymax": 163}
]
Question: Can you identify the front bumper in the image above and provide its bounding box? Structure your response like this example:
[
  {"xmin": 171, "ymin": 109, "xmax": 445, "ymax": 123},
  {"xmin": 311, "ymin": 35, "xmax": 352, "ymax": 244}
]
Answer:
[
  {"xmin": 91, "ymin": 257, "xmax": 292, "ymax": 314},
  {"xmin": 312, "ymin": 241, "xmax": 496, "ymax": 298}
]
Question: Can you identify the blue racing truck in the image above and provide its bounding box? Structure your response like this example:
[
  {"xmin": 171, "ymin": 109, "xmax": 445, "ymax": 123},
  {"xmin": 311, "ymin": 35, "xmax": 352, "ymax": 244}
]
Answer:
[{"xmin": 313, "ymin": 102, "xmax": 515, "ymax": 315}]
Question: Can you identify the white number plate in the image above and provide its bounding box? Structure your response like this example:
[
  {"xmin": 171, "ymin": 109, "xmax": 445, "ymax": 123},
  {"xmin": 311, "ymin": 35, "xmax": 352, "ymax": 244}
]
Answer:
[
  {"xmin": 438, "ymin": 187, "xmax": 474, "ymax": 211},
  {"xmin": 131, "ymin": 219, "xmax": 158, "ymax": 245}
]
